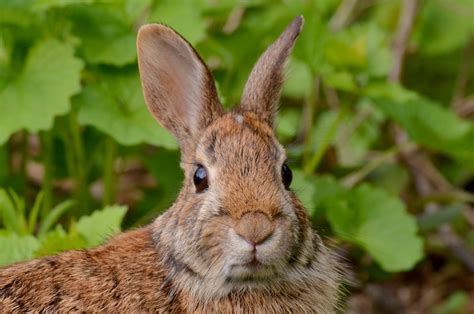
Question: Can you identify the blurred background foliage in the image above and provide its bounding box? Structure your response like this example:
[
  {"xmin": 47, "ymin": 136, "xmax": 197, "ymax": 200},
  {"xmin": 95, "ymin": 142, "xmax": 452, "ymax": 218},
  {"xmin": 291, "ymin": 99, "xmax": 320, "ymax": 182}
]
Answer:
[{"xmin": 0, "ymin": 0, "xmax": 473, "ymax": 312}]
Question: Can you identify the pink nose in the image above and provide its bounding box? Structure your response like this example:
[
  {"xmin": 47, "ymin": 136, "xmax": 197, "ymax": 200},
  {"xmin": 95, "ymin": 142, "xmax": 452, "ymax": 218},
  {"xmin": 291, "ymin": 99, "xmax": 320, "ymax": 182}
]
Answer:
[{"xmin": 234, "ymin": 212, "xmax": 274, "ymax": 246}]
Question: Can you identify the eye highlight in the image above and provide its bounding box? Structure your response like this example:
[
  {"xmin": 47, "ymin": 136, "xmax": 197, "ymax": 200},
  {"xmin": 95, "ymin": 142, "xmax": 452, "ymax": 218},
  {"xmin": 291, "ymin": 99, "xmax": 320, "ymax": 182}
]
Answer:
[
  {"xmin": 281, "ymin": 163, "xmax": 292, "ymax": 189},
  {"xmin": 193, "ymin": 165, "xmax": 209, "ymax": 193}
]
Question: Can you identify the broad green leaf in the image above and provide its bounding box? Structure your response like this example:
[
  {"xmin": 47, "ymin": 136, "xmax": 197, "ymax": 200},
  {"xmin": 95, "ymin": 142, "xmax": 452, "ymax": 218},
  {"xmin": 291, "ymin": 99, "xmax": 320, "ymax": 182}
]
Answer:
[
  {"xmin": 0, "ymin": 39, "xmax": 83, "ymax": 144},
  {"xmin": 149, "ymin": 0, "xmax": 206, "ymax": 45},
  {"xmin": 327, "ymin": 184, "xmax": 423, "ymax": 271},
  {"xmin": 76, "ymin": 70, "xmax": 177, "ymax": 148},
  {"xmin": 312, "ymin": 175, "xmax": 346, "ymax": 208},
  {"xmin": 66, "ymin": 4, "xmax": 136, "ymax": 66},
  {"xmin": 76, "ymin": 205, "xmax": 127, "ymax": 247},
  {"xmin": 366, "ymin": 83, "xmax": 474, "ymax": 166},
  {"xmin": 0, "ymin": 233, "xmax": 40, "ymax": 266}
]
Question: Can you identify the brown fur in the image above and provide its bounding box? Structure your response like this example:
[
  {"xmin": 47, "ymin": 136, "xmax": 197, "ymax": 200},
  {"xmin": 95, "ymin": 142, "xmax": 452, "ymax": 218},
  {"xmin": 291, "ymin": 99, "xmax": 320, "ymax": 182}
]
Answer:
[{"xmin": 0, "ymin": 16, "xmax": 344, "ymax": 313}]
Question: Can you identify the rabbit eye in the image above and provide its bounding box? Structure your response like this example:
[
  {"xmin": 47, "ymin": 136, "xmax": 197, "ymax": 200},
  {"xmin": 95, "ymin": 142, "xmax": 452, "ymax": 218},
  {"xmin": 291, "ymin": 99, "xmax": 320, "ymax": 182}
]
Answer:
[
  {"xmin": 193, "ymin": 165, "xmax": 209, "ymax": 193},
  {"xmin": 281, "ymin": 163, "xmax": 292, "ymax": 189}
]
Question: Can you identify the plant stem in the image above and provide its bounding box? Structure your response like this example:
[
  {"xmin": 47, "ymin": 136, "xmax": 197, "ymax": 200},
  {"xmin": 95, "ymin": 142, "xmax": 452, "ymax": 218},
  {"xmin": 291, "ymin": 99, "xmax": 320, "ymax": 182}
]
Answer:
[
  {"xmin": 303, "ymin": 109, "xmax": 344, "ymax": 175},
  {"xmin": 103, "ymin": 136, "xmax": 117, "ymax": 206},
  {"xmin": 69, "ymin": 111, "xmax": 88, "ymax": 216},
  {"xmin": 40, "ymin": 131, "xmax": 53, "ymax": 217},
  {"xmin": 341, "ymin": 141, "xmax": 416, "ymax": 189}
]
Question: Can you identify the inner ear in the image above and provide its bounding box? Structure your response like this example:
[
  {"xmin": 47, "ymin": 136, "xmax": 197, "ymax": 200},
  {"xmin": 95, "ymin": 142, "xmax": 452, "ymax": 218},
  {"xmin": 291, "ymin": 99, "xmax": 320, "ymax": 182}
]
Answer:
[
  {"xmin": 137, "ymin": 24, "xmax": 223, "ymax": 153},
  {"xmin": 146, "ymin": 35, "xmax": 203, "ymax": 129}
]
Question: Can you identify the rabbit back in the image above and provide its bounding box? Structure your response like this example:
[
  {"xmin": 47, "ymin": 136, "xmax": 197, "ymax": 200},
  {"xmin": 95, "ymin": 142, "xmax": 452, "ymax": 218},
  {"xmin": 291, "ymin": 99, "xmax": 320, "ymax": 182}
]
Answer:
[{"xmin": 0, "ymin": 227, "xmax": 181, "ymax": 312}]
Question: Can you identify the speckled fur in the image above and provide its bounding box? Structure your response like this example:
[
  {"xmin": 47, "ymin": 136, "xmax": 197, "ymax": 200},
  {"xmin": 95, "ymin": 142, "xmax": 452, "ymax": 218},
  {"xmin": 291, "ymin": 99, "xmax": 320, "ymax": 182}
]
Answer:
[{"xmin": 0, "ymin": 16, "xmax": 345, "ymax": 313}]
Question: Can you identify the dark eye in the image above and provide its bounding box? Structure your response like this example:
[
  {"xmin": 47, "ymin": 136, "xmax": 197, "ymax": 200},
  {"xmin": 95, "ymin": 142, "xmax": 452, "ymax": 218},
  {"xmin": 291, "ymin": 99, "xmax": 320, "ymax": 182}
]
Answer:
[
  {"xmin": 193, "ymin": 165, "xmax": 209, "ymax": 193},
  {"xmin": 281, "ymin": 163, "xmax": 292, "ymax": 189}
]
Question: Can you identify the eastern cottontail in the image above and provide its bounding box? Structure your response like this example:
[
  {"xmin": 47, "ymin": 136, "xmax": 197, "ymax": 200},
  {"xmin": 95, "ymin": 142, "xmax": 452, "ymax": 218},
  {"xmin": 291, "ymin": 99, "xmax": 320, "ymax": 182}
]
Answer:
[{"xmin": 0, "ymin": 16, "xmax": 344, "ymax": 313}]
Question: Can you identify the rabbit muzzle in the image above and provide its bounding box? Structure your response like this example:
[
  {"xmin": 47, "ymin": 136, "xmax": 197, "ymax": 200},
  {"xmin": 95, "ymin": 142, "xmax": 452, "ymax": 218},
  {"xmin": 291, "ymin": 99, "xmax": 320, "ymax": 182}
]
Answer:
[{"xmin": 222, "ymin": 212, "xmax": 291, "ymax": 283}]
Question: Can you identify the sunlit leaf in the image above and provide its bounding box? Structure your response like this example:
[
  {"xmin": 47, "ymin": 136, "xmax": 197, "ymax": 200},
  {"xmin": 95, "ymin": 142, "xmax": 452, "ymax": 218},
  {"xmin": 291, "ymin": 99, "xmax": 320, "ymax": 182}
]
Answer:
[
  {"xmin": 0, "ymin": 39, "xmax": 83, "ymax": 144},
  {"xmin": 0, "ymin": 233, "xmax": 39, "ymax": 266},
  {"xmin": 75, "ymin": 69, "xmax": 177, "ymax": 148},
  {"xmin": 327, "ymin": 184, "xmax": 424, "ymax": 271},
  {"xmin": 76, "ymin": 205, "xmax": 127, "ymax": 247}
]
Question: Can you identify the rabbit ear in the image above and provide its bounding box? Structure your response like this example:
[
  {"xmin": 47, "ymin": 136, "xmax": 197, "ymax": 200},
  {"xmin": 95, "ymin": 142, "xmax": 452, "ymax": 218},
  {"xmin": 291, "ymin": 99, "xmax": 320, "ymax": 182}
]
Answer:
[
  {"xmin": 137, "ymin": 24, "xmax": 223, "ymax": 153},
  {"xmin": 239, "ymin": 16, "xmax": 304, "ymax": 126}
]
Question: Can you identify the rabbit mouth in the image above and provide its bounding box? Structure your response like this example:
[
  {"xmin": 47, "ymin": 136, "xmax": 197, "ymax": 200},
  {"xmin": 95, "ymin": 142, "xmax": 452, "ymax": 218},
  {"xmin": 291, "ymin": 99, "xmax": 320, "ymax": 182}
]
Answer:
[{"xmin": 224, "ymin": 262, "xmax": 278, "ymax": 284}]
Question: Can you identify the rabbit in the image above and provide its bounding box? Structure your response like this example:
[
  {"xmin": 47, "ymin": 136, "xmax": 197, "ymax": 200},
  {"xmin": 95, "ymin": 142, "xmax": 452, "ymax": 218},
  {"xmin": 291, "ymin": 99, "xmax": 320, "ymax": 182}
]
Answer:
[{"xmin": 0, "ymin": 16, "xmax": 344, "ymax": 313}]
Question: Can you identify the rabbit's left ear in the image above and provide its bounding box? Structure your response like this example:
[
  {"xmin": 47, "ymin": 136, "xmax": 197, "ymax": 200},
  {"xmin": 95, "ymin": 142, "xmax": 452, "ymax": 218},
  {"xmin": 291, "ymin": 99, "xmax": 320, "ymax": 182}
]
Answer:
[{"xmin": 238, "ymin": 16, "xmax": 304, "ymax": 127}]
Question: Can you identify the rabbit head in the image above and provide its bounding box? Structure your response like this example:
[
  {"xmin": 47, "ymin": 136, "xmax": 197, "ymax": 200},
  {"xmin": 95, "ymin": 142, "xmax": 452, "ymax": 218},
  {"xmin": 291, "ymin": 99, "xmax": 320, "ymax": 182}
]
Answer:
[{"xmin": 137, "ymin": 16, "xmax": 338, "ymax": 301}]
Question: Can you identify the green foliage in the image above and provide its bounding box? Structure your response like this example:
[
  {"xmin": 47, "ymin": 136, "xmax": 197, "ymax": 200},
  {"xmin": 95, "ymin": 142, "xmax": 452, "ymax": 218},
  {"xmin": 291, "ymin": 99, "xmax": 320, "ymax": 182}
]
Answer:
[
  {"xmin": 327, "ymin": 184, "xmax": 423, "ymax": 271},
  {"xmin": 75, "ymin": 205, "xmax": 127, "ymax": 247},
  {"xmin": 294, "ymin": 174, "xmax": 423, "ymax": 271},
  {"xmin": 0, "ymin": 39, "xmax": 83, "ymax": 144},
  {"xmin": 0, "ymin": 192, "xmax": 126, "ymax": 266},
  {"xmin": 75, "ymin": 69, "xmax": 177, "ymax": 148},
  {"xmin": 0, "ymin": 0, "xmax": 473, "ymax": 307}
]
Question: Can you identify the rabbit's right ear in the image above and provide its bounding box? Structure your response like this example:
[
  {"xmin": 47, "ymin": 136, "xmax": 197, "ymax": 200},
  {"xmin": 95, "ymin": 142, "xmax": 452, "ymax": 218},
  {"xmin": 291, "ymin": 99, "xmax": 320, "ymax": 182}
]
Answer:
[{"xmin": 137, "ymin": 24, "xmax": 223, "ymax": 153}]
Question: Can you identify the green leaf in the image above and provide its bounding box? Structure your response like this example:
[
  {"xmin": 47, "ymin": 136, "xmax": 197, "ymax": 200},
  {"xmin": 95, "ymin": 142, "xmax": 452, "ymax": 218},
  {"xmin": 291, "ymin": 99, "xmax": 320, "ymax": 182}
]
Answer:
[
  {"xmin": 292, "ymin": 169, "xmax": 317, "ymax": 211},
  {"xmin": 0, "ymin": 233, "xmax": 40, "ymax": 266},
  {"xmin": 66, "ymin": 4, "xmax": 136, "ymax": 66},
  {"xmin": 149, "ymin": 0, "xmax": 206, "ymax": 45},
  {"xmin": 311, "ymin": 175, "xmax": 346, "ymax": 219},
  {"xmin": 28, "ymin": 190, "xmax": 44, "ymax": 233},
  {"xmin": 432, "ymin": 291, "xmax": 470, "ymax": 314},
  {"xmin": 365, "ymin": 83, "xmax": 474, "ymax": 166},
  {"xmin": 327, "ymin": 184, "xmax": 423, "ymax": 271},
  {"xmin": 38, "ymin": 199, "xmax": 75, "ymax": 238},
  {"xmin": 0, "ymin": 0, "xmax": 35, "ymax": 27},
  {"xmin": 334, "ymin": 102, "xmax": 382, "ymax": 167},
  {"xmin": 415, "ymin": 0, "xmax": 474, "ymax": 56},
  {"xmin": 323, "ymin": 71, "xmax": 356, "ymax": 92},
  {"xmin": 324, "ymin": 27, "xmax": 367, "ymax": 70},
  {"xmin": 0, "ymin": 188, "xmax": 26, "ymax": 234},
  {"xmin": 35, "ymin": 225, "xmax": 87, "ymax": 257},
  {"xmin": 276, "ymin": 108, "xmax": 300, "ymax": 141},
  {"xmin": 32, "ymin": 0, "xmax": 93, "ymax": 11},
  {"xmin": 76, "ymin": 69, "xmax": 177, "ymax": 148},
  {"xmin": 0, "ymin": 39, "xmax": 83, "ymax": 144},
  {"xmin": 76, "ymin": 205, "xmax": 127, "ymax": 247},
  {"xmin": 283, "ymin": 59, "xmax": 312, "ymax": 98}
]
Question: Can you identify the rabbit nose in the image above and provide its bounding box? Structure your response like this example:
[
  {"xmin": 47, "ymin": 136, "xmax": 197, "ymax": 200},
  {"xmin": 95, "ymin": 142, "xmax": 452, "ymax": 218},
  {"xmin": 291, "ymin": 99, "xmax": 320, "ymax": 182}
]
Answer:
[{"xmin": 234, "ymin": 212, "xmax": 274, "ymax": 246}]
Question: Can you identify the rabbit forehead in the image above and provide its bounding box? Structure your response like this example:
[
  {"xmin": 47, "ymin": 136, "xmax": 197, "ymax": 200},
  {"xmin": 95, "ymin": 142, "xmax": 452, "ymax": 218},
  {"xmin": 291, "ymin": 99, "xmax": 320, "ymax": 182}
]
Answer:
[
  {"xmin": 196, "ymin": 112, "xmax": 285, "ymax": 167},
  {"xmin": 193, "ymin": 112, "xmax": 289, "ymax": 218}
]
